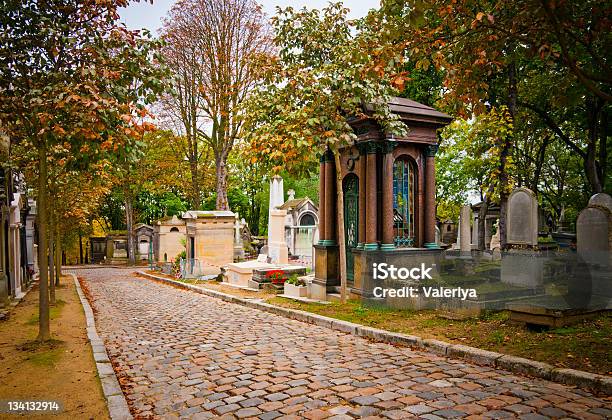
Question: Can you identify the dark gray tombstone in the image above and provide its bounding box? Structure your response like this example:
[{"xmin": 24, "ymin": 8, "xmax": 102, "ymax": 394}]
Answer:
[
  {"xmin": 577, "ymin": 205, "xmax": 611, "ymax": 267},
  {"xmin": 588, "ymin": 192, "xmax": 612, "ymax": 212}
]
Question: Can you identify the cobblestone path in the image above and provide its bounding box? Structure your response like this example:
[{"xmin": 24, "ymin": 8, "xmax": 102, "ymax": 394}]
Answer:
[{"xmin": 75, "ymin": 268, "xmax": 611, "ymax": 420}]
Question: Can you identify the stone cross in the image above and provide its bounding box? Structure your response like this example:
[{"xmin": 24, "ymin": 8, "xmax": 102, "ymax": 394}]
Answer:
[
  {"xmin": 234, "ymin": 213, "xmax": 243, "ymax": 245},
  {"xmin": 506, "ymin": 187, "xmax": 538, "ymax": 246}
]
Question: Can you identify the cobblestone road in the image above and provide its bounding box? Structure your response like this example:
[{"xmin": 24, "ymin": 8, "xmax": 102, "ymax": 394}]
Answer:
[{"xmin": 75, "ymin": 268, "xmax": 611, "ymax": 420}]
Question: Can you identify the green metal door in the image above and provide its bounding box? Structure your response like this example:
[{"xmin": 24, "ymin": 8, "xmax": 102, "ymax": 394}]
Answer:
[{"xmin": 343, "ymin": 175, "xmax": 359, "ymax": 283}]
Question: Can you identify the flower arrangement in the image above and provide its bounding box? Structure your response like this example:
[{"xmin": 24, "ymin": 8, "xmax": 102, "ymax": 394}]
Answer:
[{"xmin": 266, "ymin": 270, "xmax": 286, "ymax": 284}]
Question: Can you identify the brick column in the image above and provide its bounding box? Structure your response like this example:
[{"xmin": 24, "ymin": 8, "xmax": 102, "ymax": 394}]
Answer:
[
  {"xmin": 364, "ymin": 142, "xmax": 378, "ymax": 250},
  {"xmin": 424, "ymin": 144, "xmax": 439, "ymax": 248},
  {"xmin": 318, "ymin": 155, "xmax": 326, "ymax": 244},
  {"xmin": 323, "ymin": 150, "xmax": 336, "ymax": 245},
  {"xmin": 381, "ymin": 141, "xmax": 396, "ymax": 250},
  {"xmin": 357, "ymin": 145, "xmax": 366, "ymax": 249}
]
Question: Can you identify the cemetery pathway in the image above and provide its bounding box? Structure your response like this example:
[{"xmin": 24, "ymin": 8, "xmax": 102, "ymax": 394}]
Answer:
[{"xmin": 74, "ymin": 267, "xmax": 611, "ymax": 420}]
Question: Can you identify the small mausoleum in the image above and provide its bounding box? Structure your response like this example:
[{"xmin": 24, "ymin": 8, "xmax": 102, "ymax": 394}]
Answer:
[
  {"xmin": 154, "ymin": 215, "xmax": 187, "ymax": 262},
  {"xmin": 183, "ymin": 210, "xmax": 235, "ymax": 267},
  {"xmin": 278, "ymin": 189, "xmax": 319, "ymax": 263},
  {"xmin": 134, "ymin": 223, "xmax": 154, "ymax": 261},
  {"xmin": 313, "ymin": 97, "xmax": 452, "ymax": 300}
]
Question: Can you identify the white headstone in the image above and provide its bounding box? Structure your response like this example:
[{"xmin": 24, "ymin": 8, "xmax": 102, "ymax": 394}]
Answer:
[
  {"xmin": 459, "ymin": 205, "xmax": 471, "ymax": 254},
  {"xmin": 434, "ymin": 226, "xmax": 441, "ymax": 246},
  {"xmin": 507, "ymin": 187, "xmax": 538, "ymax": 246}
]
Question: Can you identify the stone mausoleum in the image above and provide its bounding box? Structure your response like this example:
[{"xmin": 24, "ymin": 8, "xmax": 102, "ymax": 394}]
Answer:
[{"xmin": 313, "ymin": 97, "xmax": 452, "ymax": 300}]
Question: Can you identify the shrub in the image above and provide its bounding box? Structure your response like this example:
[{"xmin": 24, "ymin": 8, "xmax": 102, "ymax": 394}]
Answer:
[{"xmin": 285, "ymin": 274, "xmax": 306, "ymax": 286}]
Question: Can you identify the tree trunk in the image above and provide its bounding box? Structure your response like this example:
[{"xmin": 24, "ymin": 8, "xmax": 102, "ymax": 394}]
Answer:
[
  {"xmin": 37, "ymin": 144, "xmax": 50, "ymax": 341},
  {"xmin": 585, "ymin": 97, "xmax": 604, "ymax": 193},
  {"xmin": 78, "ymin": 231, "xmax": 83, "ymax": 265},
  {"xmin": 599, "ymin": 107, "xmax": 608, "ymax": 191},
  {"xmin": 478, "ymin": 194, "xmax": 490, "ymax": 250},
  {"xmin": 500, "ymin": 60, "xmax": 518, "ymax": 249},
  {"xmin": 189, "ymin": 158, "xmax": 200, "ymax": 210},
  {"xmin": 332, "ymin": 149, "xmax": 347, "ymax": 302},
  {"xmin": 125, "ymin": 194, "xmax": 135, "ymax": 265},
  {"xmin": 48, "ymin": 204, "xmax": 55, "ymax": 306},
  {"xmin": 55, "ymin": 224, "xmax": 61, "ymax": 285},
  {"xmin": 215, "ymin": 154, "xmax": 229, "ymax": 210},
  {"xmin": 531, "ymin": 136, "xmax": 551, "ymax": 195}
]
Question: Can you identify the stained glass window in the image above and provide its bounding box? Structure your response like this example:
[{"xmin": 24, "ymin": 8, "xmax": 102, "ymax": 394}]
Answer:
[{"xmin": 393, "ymin": 158, "xmax": 416, "ymax": 247}]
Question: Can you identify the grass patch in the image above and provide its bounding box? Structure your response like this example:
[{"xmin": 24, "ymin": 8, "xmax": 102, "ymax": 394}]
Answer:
[
  {"xmin": 25, "ymin": 299, "xmax": 66, "ymax": 325},
  {"xmin": 18, "ymin": 339, "xmax": 65, "ymax": 367},
  {"xmin": 266, "ymin": 296, "xmax": 611, "ymax": 374}
]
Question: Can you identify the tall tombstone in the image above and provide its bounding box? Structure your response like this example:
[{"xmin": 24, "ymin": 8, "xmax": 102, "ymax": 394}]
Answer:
[
  {"xmin": 577, "ymin": 205, "xmax": 612, "ymax": 267},
  {"xmin": 268, "ymin": 175, "xmax": 284, "ymax": 236},
  {"xmin": 506, "ymin": 187, "xmax": 538, "ymax": 247},
  {"xmin": 471, "ymin": 213, "xmax": 479, "ymax": 246},
  {"xmin": 268, "ymin": 209, "xmax": 289, "ymax": 265},
  {"xmin": 459, "ymin": 205, "xmax": 471, "ymax": 255}
]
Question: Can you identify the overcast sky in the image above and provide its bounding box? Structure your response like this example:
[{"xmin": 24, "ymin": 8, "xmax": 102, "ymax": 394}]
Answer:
[{"xmin": 119, "ymin": 0, "xmax": 380, "ymax": 33}]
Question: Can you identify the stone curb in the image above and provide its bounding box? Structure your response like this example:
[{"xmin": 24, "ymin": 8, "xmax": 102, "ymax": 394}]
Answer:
[
  {"xmin": 71, "ymin": 273, "xmax": 133, "ymax": 420},
  {"xmin": 137, "ymin": 271, "xmax": 611, "ymax": 396}
]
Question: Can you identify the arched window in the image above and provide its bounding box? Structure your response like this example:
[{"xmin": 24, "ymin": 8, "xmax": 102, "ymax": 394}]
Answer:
[
  {"xmin": 393, "ymin": 157, "xmax": 416, "ymax": 247},
  {"xmin": 299, "ymin": 213, "xmax": 315, "ymax": 226},
  {"xmin": 170, "ymin": 227, "xmax": 180, "ymax": 232}
]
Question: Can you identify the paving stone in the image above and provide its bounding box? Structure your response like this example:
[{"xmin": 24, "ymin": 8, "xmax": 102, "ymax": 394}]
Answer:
[
  {"xmin": 259, "ymin": 411, "xmax": 282, "ymax": 420},
  {"xmin": 518, "ymin": 415, "xmax": 550, "ymax": 420},
  {"xmin": 483, "ymin": 410, "xmax": 514, "ymax": 419},
  {"xmin": 433, "ymin": 409, "xmax": 467, "ymax": 418},
  {"xmin": 73, "ymin": 268, "xmax": 610, "ymax": 419},
  {"xmin": 539, "ymin": 407, "xmax": 569, "ymax": 417},
  {"xmin": 214, "ymin": 403, "xmax": 240, "ymax": 415},
  {"xmin": 239, "ymin": 397, "xmax": 266, "ymax": 408},
  {"xmin": 405, "ymin": 404, "xmax": 435, "ymax": 415},
  {"xmin": 234, "ymin": 407, "xmax": 261, "ymax": 418}
]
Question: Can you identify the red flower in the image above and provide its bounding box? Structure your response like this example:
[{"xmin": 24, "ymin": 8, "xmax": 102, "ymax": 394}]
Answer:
[{"xmin": 266, "ymin": 270, "xmax": 286, "ymax": 284}]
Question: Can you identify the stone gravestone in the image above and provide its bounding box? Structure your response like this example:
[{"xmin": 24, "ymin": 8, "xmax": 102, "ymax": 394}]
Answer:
[
  {"xmin": 0, "ymin": 271, "xmax": 8, "ymax": 307},
  {"xmin": 577, "ymin": 205, "xmax": 611, "ymax": 267},
  {"xmin": 506, "ymin": 187, "xmax": 538, "ymax": 246},
  {"xmin": 233, "ymin": 213, "xmax": 245, "ymax": 260},
  {"xmin": 459, "ymin": 205, "xmax": 471, "ymax": 255},
  {"xmin": 489, "ymin": 221, "xmax": 501, "ymax": 255},
  {"xmin": 268, "ymin": 209, "xmax": 289, "ymax": 265},
  {"xmin": 268, "ymin": 175, "xmax": 284, "ymax": 236},
  {"xmin": 588, "ymin": 193, "xmax": 612, "ymax": 212}
]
